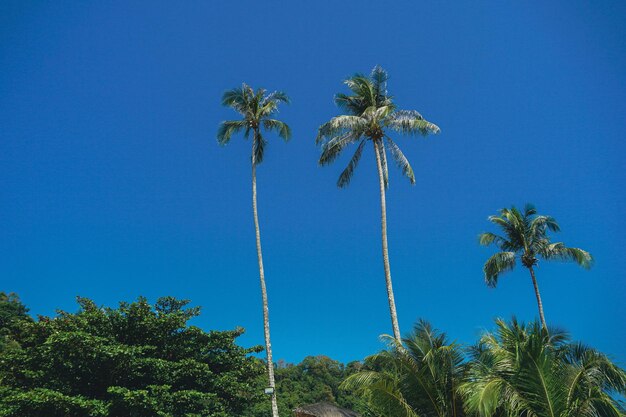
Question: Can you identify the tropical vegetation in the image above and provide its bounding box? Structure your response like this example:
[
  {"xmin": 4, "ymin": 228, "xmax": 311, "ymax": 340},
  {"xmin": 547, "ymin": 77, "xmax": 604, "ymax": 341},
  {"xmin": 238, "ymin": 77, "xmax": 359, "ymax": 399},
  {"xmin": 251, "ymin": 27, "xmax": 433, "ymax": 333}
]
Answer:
[
  {"xmin": 247, "ymin": 355, "xmax": 368, "ymax": 417},
  {"xmin": 0, "ymin": 294, "xmax": 264, "ymax": 417},
  {"xmin": 479, "ymin": 204, "xmax": 593, "ymax": 330},
  {"xmin": 1, "ymin": 294, "xmax": 623, "ymax": 417},
  {"xmin": 316, "ymin": 66, "xmax": 440, "ymax": 343},
  {"xmin": 342, "ymin": 320, "xmax": 465, "ymax": 417},
  {"xmin": 218, "ymin": 83, "xmax": 291, "ymax": 417},
  {"xmin": 460, "ymin": 318, "xmax": 626, "ymax": 417}
]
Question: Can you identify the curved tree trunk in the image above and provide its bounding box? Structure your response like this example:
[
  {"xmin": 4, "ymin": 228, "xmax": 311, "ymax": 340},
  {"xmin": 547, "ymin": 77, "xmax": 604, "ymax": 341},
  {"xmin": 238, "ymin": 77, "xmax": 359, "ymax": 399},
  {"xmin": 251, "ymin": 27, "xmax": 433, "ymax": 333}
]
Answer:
[
  {"xmin": 528, "ymin": 266, "xmax": 548, "ymax": 331},
  {"xmin": 252, "ymin": 141, "xmax": 279, "ymax": 417},
  {"xmin": 373, "ymin": 139, "xmax": 402, "ymax": 343}
]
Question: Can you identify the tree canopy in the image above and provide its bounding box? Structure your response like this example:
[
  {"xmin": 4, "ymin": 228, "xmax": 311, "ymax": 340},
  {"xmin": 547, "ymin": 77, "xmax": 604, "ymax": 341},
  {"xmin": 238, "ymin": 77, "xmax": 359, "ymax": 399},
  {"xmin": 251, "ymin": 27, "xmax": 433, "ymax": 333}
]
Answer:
[
  {"xmin": 0, "ymin": 292, "xmax": 31, "ymax": 351},
  {"xmin": 245, "ymin": 355, "xmax": 368, "ymax": 417},
  {"xmin": 0, "ymin": 296, "xmax": 265, "ymax": 417}
]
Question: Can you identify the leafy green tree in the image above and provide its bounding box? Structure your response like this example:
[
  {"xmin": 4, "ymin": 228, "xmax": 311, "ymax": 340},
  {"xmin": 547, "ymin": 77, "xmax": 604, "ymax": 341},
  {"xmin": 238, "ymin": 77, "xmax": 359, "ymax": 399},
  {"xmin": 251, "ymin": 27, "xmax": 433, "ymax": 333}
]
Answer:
[
  {"xmin": 0, "ymin": 292, "xmax": 32, "ymax": 351},
  {"xmin": 479, "ymin": 204, "xmax": 593, "ymax": 330},
  {"xmin": 460, "ymin": 318, "xmax": 626, "ymax": 417},
  {"xmin": 342, "ymin": 320, "xmax": 465, "ymax": 417},
  {"xmin": 316, "ymin": 66, "xmax": 440, "ymax": 343},
  {"xmin": 0, "ymin": 296, "xmax": 264, "ymax": 417},
  {"xmin": 217, "ymin": 84, "xmax": 291, "ymax": 417},
  {"xmin": 245, "ymin": 355, "xmax": 368, "ymax": 417}
]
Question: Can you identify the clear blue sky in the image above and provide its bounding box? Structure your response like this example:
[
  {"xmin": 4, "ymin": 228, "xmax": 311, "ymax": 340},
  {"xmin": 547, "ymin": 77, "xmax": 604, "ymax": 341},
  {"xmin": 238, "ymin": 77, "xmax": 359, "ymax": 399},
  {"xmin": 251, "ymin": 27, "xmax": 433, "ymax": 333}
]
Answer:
[{"xmin": 1, "ymin": 1, "xmax": 625, "ymax": 365}]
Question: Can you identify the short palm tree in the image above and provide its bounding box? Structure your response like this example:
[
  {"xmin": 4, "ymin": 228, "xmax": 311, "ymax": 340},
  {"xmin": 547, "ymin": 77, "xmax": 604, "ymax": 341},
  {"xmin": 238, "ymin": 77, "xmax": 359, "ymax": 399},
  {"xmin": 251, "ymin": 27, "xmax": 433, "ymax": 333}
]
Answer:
[
  {"xmin": 460, "ymin": 318, "xmax": 626, "ymax": 417},
  {"xmin": 316, "ymin": 66, "xmax": 440, "ymax": 343},
  {"xmin": 479, "ymin": 204, "xmax": 592, "ymax": 330},
  {"xmin": 217, "ymin": 84, "xmax": 291, "ymax": 417},
  {"xmin": 342, "ymin": 320, "xmax": 465, "ymax": 417}
]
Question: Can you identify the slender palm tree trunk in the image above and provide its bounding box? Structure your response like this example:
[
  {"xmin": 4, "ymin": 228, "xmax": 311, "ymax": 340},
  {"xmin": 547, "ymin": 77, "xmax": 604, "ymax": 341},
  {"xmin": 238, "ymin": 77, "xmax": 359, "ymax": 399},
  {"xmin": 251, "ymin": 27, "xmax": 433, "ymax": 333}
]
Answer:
[
  {"xmin": 528, "ymin": 266, "xmax": 548, "ymax": 331},
  {"xmin": 252, "ymin": 142, "xmax": 279, "ymax": 417},
  {"xmin": 373, "ymin": 139, "xmax": 402, "ymax": 343}
]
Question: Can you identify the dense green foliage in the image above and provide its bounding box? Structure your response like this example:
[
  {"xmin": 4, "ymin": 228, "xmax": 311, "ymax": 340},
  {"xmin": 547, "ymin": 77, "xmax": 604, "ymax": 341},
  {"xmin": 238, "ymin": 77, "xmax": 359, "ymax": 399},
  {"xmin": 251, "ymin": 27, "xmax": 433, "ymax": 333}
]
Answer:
[
  {"xmin": 246, "ymin": 355, "xmax": 368, "ymax": 417},
  {"xmin": 1, "ymin": 294, "xmax": 623, "ymax": 417},
  {"xmin": 460, "ymin": 319, "xmax": 626, "ymax": 417},
  {"xmin": 343, "ymin": 320, "xmax": 465, "ymax": 417},
  {"xmin": 0, "ymin": 296, "xmax": 264, "ymax": 417},
  {"xmin": 0, "ymin": 293, "xmax": 31, "ymax": 351}
]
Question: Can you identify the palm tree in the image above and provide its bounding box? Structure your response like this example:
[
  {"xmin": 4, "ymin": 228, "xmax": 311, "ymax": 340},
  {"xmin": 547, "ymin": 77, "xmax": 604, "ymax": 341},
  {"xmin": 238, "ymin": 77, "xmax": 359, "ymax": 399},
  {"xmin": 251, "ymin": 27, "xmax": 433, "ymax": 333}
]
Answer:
[
  {"xmin": 460, "ymin": 318, "xmax": 626, "ymax": 417},
  {"xmin": 217, "ymin": 84, "xmax": 291, "ymax": 417},
  {"xmin": 316, "ymin": 66, "xmax": 440, "ymax": 343},
  {"xmin": 479, "ymin": 204, "xmax": 592, "ymax": 330},
  {"xmin": 342, "ymin": 320, "xmax": 465, "ymax": 417}
]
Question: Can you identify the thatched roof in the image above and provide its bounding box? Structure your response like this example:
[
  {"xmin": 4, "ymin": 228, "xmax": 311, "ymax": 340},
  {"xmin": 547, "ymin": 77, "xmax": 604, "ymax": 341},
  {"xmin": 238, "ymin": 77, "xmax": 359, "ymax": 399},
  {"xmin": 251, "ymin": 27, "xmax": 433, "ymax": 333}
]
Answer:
[{"xmin": 293, "ymin": 402, "xmax": 359, "ymax": 417}]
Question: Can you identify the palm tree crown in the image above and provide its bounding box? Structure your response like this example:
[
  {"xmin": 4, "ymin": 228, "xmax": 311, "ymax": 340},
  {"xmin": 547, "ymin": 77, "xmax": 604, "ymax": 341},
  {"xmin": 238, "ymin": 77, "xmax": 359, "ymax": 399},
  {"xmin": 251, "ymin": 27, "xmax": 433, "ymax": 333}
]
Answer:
[
  {"xmin": 218, "ymin": 83, "xmax": 291, "ymax": 163},
  {"xmin": 479, "ymin": 204, "xmax": 592, "ymax": 287},
  {"xmin": 316, "ymin": 66, "xmax": 440, "ymax": 187},
  {"xmin": 342, "ymin": 320, "xmax": 465, "ymax": 417},
  {"xmin": 460, "ymin": 318, "xmax": 626, "ymax": 417},
  {"xmin": 479, "ymin": 204, "xmax": 592, "ymax": 330}
]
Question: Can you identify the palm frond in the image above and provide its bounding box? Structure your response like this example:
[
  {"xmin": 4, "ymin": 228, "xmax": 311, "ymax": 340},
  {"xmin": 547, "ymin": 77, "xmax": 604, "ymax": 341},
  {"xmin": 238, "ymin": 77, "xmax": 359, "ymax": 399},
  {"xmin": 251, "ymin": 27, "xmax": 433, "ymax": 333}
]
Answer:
[
  {"xmin": 540, "ymin": 244, "xmax": 593, "ymax": 269},
  {"xmin": 221, "ymin": 85, "xmax": 250, "ymax": 115},
  {"xmin": 371, "ymin": 65, "xmax": 389, "ymax": 96},
  {"xmin": 316, "ymin": 115, "xmax": 366, "ymax": 144},
  {"xmin": 385, "ymin": 136, "xmax": 415, "ymax": 184},
  {"xmin": 483, "ymin": 252, "xmax": 516, "ymax": 287},
  {"xmin": 530, "ymin": 215, "xmax": 560, "ymax": 235},
  {"xmin": 337, "ymin": 140, "xmax": 366, "ymax": 188},
  {"xmin": 387, "ymin": 110, "xmax": 441, "ymax": 136},
  {"xmin": 524, "ymin": 203, "xmax": 538, "ymax": 217},
  {"xmin": 318, "ymin": 132, "xmax": 360, "ymax": 166},
  {"xmin": 478, "ymin": 232, "xmax": 509, "ymax": 249},
  {"xmin": 262, "ymin": 119, "xmax": 292, "ymax": 141},
  {"xmin": 364, "ymin": 105, "xmax": 394, "ymax": 122},
  {"xmin": 261, "ymin": 90, "xmax": 289, "ymax": 106},
  {"xmin": 344, "ymin": 74, "xmax": 375, "ymax": 107},
  {"xmin": 217, "ymin": 120, "xmax": 247, "ymax": 145},
  {"xmin": 259, "ymin": 91, "xmax": 289, "ymax": 117},
  {"xmin": 371, "ymin": 66, "xmax": 393, "ymax": 109},
  {"xmin": 335, "ymin": 93, "xmax": 368, "ymax": 116}
]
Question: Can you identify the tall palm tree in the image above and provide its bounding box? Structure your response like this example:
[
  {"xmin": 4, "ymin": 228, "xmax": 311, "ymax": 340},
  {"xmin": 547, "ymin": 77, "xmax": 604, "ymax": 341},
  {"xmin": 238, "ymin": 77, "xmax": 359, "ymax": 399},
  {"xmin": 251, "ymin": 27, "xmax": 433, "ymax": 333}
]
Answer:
[
  {"xmin": 479, "ymin": 204, "xmax": 593, "ymax": 330},
  {"xmin": 217, "ymin": 83, "xmax": 291, "ymax": 417},
  {"xmin": 342, "ymin": 320, "xmax": 465, "ymax": 417},
  {"xmin": 316, "ymin": 66, "xmax": 440, "ymax": 343},
  {"xmin": 460, "ymin": 318, "xmax": 626, "ymax": 417}
]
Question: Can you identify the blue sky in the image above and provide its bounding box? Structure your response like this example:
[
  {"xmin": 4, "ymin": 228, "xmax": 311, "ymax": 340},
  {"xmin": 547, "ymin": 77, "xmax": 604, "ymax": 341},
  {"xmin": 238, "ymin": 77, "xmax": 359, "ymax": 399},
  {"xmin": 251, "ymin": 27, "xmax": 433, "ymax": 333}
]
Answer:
[{"xmin": 1, "ymin": 1, "xmax": 624, "ymax": 365}]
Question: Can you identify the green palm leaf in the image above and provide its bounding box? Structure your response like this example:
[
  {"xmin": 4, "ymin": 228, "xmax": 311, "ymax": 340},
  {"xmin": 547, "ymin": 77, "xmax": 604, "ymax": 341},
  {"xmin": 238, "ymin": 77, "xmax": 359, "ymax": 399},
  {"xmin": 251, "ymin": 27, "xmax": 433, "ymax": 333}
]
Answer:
[
  {"xmin": 483, "ymin": 252, "xmax": 516, "ymax": 287},
  {"xmin": 337, "ymin": 140, "xmax": 366, "ymax": 188},
  {"xmin": 385, "ymin": 136, "xmax": 415, "ymax": 184},
  {"xmin": 217, "ymin": 120, "xmax": 247, "ymax": 145}
]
